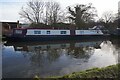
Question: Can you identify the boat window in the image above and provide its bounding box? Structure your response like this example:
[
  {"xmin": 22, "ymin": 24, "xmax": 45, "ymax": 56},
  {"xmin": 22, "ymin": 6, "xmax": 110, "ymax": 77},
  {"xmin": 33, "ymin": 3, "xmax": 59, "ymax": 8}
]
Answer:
[
  {"xmin": 80, "ymin": 31, "xmax": 84, "ymax": 34},
  {"xmin": 47, "ymin": 31, "xmax": 50, "ymax": 34},
  {"xmin": 61, "ymin": 31, "xmax": 66, "ymax": 34},
  {"xmin": 34, "ymin": 31, "xmax": 41, "ymax": 34},
  {"xmin": 15, "ymin": 30, "xmax": 22, "ymax": 34}
]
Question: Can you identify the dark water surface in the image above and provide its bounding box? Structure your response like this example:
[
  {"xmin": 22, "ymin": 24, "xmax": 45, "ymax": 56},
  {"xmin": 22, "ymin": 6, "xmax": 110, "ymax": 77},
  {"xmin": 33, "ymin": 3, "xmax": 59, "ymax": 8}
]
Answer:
[{"xmin": 2, "ymin": 39, "xmax": 119, "ymax": 78}]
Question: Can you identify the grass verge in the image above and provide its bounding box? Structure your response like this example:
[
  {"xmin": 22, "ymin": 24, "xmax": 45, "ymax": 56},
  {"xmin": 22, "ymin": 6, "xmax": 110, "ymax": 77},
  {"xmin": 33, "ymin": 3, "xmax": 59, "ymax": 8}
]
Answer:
[{"xmin": 35, "ymin": 64, "xmax": 119, "ymax": 80}]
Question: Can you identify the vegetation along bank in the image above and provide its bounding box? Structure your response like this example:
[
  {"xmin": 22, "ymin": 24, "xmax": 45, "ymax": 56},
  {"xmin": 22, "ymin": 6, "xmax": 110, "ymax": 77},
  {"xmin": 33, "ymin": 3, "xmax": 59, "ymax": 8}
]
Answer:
[{"xmin": 35, "ymin": 64, "xmax": 119, "ymax": 80}]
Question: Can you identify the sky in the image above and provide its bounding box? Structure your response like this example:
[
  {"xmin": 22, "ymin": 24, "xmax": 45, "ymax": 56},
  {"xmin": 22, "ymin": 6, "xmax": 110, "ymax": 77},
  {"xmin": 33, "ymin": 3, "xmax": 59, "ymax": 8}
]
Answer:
[{"xmin": 0, "ymin": 0, "xmax": 119, "ymax": 23}]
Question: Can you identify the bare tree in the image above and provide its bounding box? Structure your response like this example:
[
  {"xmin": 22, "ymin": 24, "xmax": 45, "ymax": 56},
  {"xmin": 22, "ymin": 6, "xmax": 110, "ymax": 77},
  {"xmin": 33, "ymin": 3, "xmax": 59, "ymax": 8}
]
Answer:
[
  {"xmin": 68, "ymin": 3, "xmax": 97, "ymax": 29},
  {"xmin": 19, "ymin": 0, "xmax": 44, "ymax": 24},
  {"xmin": 44, "ymin": 2, "xmax": 65, "ymax": 25},
  {"xmin": 99, "ymin": 11, "xmax": 117, "ymax": 30},
  {"xmin": 101, "ymin": 11, "xmax": 115, "ymax": 23},
  {"xmin": 113, "ymin": 13, "xmax": 119, "ymax": 28}
]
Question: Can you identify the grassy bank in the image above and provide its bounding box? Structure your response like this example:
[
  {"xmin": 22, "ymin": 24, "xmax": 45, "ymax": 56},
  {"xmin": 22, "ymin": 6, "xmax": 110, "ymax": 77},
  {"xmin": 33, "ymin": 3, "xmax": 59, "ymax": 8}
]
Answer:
[
  {"xmin": 35, "ymin": 64, "xmax": 119, "ymax": 79},
  {"xmin": 61, "ymin": 64, "xmax": 119, "ymax": 79}
]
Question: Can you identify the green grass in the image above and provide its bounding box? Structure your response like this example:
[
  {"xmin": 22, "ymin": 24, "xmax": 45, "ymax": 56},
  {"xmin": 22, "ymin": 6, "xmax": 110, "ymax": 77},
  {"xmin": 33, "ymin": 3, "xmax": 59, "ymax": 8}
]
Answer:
[
  {"xmin": 35, "ymin": 64, "xmax": 119, "ymax": 80},
  {"xmin": 61, "ymin": 64, "xmax": 119, "ymax": 78}
]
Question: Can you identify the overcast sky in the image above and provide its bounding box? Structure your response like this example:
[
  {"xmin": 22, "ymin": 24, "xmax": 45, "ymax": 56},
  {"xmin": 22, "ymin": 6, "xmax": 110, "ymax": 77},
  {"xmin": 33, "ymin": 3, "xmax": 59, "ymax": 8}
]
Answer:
[{"xmin": 0, "ymin": 0, "xmax": 119, "ymax": 22}]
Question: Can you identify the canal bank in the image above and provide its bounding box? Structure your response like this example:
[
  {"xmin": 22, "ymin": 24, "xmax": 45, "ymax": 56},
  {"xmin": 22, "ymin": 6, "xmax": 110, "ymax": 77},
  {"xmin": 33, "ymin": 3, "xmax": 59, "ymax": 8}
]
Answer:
[{"xmin": 35, "ymin": 64, "xmax": 119, "ymax": 79}]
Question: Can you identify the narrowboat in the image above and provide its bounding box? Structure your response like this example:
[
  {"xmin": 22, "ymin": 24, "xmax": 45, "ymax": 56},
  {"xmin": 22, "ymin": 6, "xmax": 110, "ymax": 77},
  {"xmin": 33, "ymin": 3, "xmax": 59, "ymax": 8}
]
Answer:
[
  {"xmin": 6, "ymin": 28, "xmax": 109, "ymax": 42},
  {"xmin": 110, "ymin": 28, "xmax": 120, "ymax": 37}
]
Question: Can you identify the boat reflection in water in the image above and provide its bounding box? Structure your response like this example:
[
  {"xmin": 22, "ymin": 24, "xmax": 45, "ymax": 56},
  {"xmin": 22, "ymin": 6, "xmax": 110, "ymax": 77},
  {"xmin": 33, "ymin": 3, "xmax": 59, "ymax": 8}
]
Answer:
[{"xmin": 3, "ymin": 40, "xmax": 118, "ymax": 78}]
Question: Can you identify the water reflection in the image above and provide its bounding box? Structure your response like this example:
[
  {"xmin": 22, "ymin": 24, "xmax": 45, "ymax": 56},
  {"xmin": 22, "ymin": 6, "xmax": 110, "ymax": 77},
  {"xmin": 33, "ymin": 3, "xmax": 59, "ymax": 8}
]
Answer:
[{"xmin": 2, "ymin": 39, "xmax": 119, "ymax": 78}]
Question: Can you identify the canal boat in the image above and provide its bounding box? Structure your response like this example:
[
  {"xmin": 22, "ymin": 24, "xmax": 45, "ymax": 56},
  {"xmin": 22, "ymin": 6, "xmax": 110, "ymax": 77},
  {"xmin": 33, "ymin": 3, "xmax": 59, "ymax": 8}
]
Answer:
[
  {"xmin": 110, "ymin": 28, "xmax": 120, "ymax": 37},
  {"xmin": 6, "ymin": 28, "xmax": 109, "ymax": 41}
]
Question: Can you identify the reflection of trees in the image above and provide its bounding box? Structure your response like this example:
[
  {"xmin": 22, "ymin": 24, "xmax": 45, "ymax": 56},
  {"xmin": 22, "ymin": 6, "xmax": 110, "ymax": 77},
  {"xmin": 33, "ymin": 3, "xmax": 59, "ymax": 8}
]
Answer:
[
  {"xmin": 46, "ymin": 49, "xmax": 61, "ymax": 63},
  {"xmin": 28, "ymin": 47, "xmax": 61, "ymax": 67},
  {"xmin": 30, "ymin": 52, "xmax": 44, "ymax": 67},
  {"xmin": 8, "ymin": 41, "xmax": 101, "ymax": 67},
  {"xmin": 100, "ymin": 40, "xmax": 119, "ymax": 63},
  {"xmin": 111, "ymin": 39, "xmax": 120, "ymax": 47},
  {"xmin": 67, "ymin": 46, "xmax": 94, "ymax": 61}
]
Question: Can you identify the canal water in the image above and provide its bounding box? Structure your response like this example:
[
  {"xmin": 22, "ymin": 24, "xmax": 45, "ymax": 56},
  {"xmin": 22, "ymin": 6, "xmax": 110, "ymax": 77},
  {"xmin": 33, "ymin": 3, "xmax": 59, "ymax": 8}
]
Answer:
[{"xmin": 2, "ymin": 39, "xmax": 119, "ymax": 78}]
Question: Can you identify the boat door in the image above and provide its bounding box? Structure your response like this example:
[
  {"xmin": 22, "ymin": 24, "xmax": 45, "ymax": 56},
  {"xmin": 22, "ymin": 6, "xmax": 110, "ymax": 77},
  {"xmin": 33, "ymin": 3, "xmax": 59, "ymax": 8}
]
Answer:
[{"xmin": 70, "ymin": 29, "xmax": 75, "ymax": 35}]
